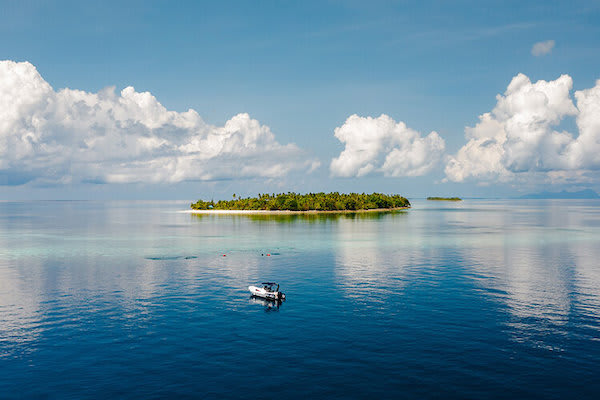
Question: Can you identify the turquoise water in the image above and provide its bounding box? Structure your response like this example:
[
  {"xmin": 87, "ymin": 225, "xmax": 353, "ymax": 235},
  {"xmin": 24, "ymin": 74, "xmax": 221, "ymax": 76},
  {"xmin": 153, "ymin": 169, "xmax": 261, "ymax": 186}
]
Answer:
[{"xmin": 1, "ymin": 199, "xmax": 599, "ymax": 398}]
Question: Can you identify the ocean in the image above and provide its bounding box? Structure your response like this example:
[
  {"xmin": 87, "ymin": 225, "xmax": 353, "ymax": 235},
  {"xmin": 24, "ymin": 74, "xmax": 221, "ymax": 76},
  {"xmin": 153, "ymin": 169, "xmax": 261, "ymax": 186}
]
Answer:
[{"xmin": 1, "ymin": 199, "xmax": 599, "ymax": 399}]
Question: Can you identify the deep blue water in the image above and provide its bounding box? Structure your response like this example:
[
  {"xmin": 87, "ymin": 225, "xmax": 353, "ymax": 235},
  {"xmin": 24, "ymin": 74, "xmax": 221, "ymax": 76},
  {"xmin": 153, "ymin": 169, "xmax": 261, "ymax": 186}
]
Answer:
[{"xmin": 1, "ymin": 199, "xmax": 599, "ymax": 399}]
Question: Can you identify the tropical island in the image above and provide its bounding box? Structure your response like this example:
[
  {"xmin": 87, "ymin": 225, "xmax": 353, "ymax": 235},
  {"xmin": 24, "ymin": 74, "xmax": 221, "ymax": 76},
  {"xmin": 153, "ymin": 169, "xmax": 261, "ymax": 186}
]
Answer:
[
  {"xmin": 191, "ymin": 192, "xmax": 410, "ymax": 212},
  {"xmin": 427, "ymin": 197, "xmax": 462, "ymax": 201}
]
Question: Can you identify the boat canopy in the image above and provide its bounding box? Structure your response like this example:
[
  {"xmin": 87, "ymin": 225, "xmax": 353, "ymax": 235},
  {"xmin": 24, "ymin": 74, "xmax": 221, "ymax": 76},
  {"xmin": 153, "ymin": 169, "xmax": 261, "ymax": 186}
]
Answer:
[{"xmin": 261, "ymin": 282, "xmax": 279, "ymax": 290}]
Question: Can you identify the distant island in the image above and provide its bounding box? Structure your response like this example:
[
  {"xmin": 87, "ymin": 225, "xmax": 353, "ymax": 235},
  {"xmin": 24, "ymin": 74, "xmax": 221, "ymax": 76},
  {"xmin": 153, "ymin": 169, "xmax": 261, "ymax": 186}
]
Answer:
[
  {"xmin": 191, "ymin": 192, "xmax": 410, "ymax": 212},
  {"xmin": 427, "ymin": 197, "xmax": 462, "ymax": 201},
  {"xmin": 519, "ymin": 189, "xmax": 600, "ymax": 199}
]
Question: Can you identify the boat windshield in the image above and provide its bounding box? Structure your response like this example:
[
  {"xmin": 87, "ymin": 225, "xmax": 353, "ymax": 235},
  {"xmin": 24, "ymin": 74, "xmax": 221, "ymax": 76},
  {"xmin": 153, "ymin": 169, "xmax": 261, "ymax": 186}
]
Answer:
[{"xmin": 261, "ymin": 282, "xmax": 278, "ymax": 291}]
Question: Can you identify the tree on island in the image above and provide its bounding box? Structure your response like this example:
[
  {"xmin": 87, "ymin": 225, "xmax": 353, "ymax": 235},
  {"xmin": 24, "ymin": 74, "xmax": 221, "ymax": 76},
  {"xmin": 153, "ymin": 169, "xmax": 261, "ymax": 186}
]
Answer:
[{"xmin": 191, "ymin": 192, "xmax": 410, "ymax": 211}]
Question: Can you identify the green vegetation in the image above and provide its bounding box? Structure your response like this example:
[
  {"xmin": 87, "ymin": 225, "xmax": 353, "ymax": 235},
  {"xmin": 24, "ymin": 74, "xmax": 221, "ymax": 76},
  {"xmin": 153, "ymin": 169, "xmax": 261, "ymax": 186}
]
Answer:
[
  {"xmin": 191, "ymin": 210, "xmax": 407, "ymax": 224},
  {"xmin": 191, "ymin": 192, "xmax": 410, "ymax": 211},
  {"xmin": 427, "ymin": 197, "xmax": 462, "ymax": 201}
]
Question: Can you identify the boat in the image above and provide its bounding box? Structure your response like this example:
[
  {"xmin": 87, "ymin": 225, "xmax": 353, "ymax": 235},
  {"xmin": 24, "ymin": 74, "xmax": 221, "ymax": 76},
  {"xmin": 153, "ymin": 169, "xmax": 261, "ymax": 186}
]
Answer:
[{"xmin": 248, "ymin": 282, "xmax": 286, "ymax": 301}]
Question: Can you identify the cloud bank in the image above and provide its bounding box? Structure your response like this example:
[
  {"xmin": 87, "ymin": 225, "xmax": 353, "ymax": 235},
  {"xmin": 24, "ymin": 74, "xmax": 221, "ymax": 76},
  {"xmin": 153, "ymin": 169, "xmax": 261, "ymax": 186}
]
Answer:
[
  {"xmin": 531, "ymin": 40, "xmax": 555, "ymax": 56},
  {"xmin": 5, "ymin": 60, "xmax": 598, "ymax": 190},
  {"xmin": 330, "ymin": 114, "xmax": 445, "ymax": 178},
  {"xmin": 445, "ymin": 73, "xmax": 600, "ymax": 184},
  {"xmin": 0, "ymin": 60, "xmax": 317, "ymax": 186}
]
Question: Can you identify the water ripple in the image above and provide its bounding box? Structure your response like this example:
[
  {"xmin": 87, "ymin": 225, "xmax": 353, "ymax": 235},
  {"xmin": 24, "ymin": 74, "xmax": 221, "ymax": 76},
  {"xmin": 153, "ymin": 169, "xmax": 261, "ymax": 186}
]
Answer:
[{"xmin": 1, "ymin": 200, "xmax": 600, "ymax": 398}]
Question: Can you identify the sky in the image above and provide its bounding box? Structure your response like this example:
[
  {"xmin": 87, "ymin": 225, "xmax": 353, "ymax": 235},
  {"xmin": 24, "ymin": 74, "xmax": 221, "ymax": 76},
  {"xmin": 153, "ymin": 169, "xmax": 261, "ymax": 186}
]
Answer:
[{"xmin": 1, "ymin": 0, "xmax": 600, "ymax": 200}]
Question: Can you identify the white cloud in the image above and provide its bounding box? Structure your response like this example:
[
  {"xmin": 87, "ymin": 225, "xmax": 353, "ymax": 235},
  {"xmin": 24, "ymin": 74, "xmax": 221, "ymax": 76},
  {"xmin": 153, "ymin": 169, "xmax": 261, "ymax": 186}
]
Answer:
[
  {"xmin": 0, "ymin": 60, "xmax": 317, "ymax": 186},
  {"xmin": 445, "ymin": 73, "xmax": 600, "ymax": 184},
  {"xmin": 531, "ymin": 40, "xmax": 555, "ymax": 56},
  {"xmin": 330, "ymin": 114, "xmax": 445, "ymax": 178}
]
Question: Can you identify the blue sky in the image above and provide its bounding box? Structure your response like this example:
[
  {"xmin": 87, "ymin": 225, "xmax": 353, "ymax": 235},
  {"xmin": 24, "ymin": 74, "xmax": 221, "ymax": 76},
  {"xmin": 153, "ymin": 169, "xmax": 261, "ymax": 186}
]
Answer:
[{"xmin": 1, "ymin": 0, "xmax": 600, "ymax": 199}]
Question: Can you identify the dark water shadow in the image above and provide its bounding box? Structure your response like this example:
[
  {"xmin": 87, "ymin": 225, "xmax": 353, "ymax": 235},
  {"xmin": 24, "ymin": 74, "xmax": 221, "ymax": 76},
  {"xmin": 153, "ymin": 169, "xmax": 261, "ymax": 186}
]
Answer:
[{"xmin": 249, "ymin": 296, "xmax": 283, "ymax": 312}]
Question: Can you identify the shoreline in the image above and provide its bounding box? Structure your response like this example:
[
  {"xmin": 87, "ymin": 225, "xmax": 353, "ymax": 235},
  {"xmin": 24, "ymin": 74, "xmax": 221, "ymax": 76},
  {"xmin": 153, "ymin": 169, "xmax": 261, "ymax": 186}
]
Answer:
[{"xmin": 185, "ymin": 207, "xmax": 410, "ymax": 215}]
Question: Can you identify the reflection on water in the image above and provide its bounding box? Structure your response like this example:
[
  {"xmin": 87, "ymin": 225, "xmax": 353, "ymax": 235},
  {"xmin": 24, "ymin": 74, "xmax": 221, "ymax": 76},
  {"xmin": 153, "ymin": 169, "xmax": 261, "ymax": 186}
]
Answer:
[
  {"xmin": 145, "ymin": 255, "xmax": 198, "ymax": 260},
  {"xmin": 334, "ymin": 216, "xmax": 411, "ymax": 303},
  {"xmin": 434, "ymin": 201, "xmax": 600, "ymax": 352},
  {"xmin": 1, "ymin": 200, "xmax": 600, "ymax": 398},
  {"xmin": 467, "ymin": 244, "xmax": 573, "ymax": 345},
  {"xmin": 0, "ymin": 260, "xmax": 45, "ymax": 355},
  {"xmin": 249, "ymin": 296, "xmax": 283, "ymax": 312},
  {"xmin": 190, "ymin": 210, "xmax": 407, "ymax": 224}
]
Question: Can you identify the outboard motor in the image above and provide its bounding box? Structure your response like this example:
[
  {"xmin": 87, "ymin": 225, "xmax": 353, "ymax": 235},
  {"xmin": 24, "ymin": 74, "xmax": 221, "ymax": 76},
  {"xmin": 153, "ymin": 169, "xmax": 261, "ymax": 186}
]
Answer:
[{"xmin": 275, "ymin": 284, "xmax": 285, "ymax": 300}]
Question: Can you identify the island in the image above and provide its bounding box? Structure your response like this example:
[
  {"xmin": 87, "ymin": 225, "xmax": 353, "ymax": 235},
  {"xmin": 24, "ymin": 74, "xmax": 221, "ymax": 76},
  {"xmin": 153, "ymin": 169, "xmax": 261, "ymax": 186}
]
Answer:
[
  {"xmin": 427, "ymin": 197, "xmax": 462, "ymax": 201},
  {"xmin": 191, "ymin": 192, "xmax": 410, "ymax": 212}
]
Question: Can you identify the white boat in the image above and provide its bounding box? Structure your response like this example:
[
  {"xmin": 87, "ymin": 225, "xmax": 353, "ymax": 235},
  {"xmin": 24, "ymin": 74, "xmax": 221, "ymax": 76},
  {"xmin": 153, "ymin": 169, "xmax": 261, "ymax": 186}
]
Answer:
[{"xmin": 248, "ymin": 282, "xmax": 286, "ymax": 301}]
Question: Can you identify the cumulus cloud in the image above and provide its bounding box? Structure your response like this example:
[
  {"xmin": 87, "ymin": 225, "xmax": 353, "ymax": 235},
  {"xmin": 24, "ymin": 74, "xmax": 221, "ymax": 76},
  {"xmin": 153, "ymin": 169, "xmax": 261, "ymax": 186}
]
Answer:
[
  {"xmin": 0, "ymin": 60, "xmax": 317, "ymax": 185},
  {"xmin": 531, "ymin": 40, "xmax": 555, "ymax": 56},
  {"xmin": 445, "ymin": 73, "xmax": 600, "ymax": 183},
  {"xmin": 330, "ymin": 114, "xmax": 445, "ymax": 178}
]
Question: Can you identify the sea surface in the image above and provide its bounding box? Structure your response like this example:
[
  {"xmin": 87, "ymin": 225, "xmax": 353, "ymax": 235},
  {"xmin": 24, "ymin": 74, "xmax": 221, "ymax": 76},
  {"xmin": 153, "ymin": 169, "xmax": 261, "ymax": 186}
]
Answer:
[{"xmin": 1, "ymin": 199, "xmax": 599, "ymax": 399}]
